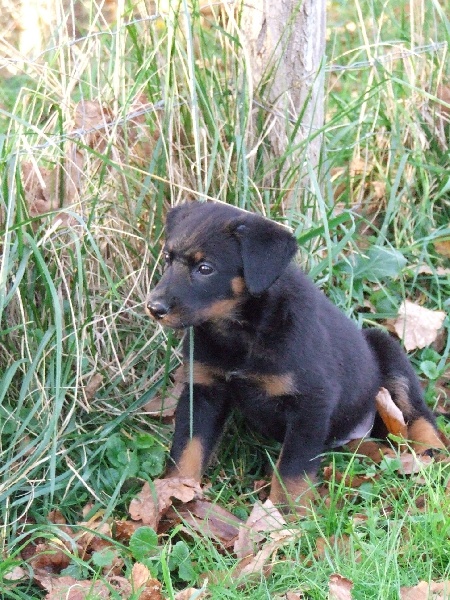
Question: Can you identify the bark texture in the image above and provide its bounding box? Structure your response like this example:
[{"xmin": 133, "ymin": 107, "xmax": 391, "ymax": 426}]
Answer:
[{"xmin": 240, "ymin": 0, "xmax": 326, "ymax": 206}]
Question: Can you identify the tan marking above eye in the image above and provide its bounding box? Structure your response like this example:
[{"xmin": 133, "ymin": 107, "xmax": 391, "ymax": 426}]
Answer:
[{"xmin": 193, "ymin": 251, "xmax": 205, "ymax": 263}]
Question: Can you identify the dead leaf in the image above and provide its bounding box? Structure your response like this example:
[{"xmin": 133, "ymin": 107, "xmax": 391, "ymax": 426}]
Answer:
[
  {"xmin": 436, "ymin": 84, "xmax": 450, "ymax": 119},
  {"xmin": 414, "ymin": 265, "xmax": 450, "ymax": 277},
  {"xmin": 113, "ymin": 519, "xmax": 141, "ymax": 542},
  {"xmin": 144, "ymin": 391, "xmax": 179, "ymax": 419},
  {"xmin": 375, "ymin": 387, "xmax": 407, "ymax": 438},
  {"xmin": 130, "ymin": 563, "xmax": 163, "ymax": 599},
  {"xmin": 169, "ymin": 498, "xmax": 242, "ymax": 548},
  {"xmin": 131, "ymin": 563, "xmax": 151, "ymax": 589},
  {"xmin": 328, "ymin": 573, "xmax": 353, "ymax": 600},
  {"xmin": 434, "ymin": 239, "xmax": 450, "ymax": 259},
  {"xmin": 393, "ymin": 301, "xmax": 446, "ymax": 351},
  {"xmin": 28, "ymin": 543, "xmax": 71, "ymax": 575},
  {"xmin": 234, "ymin": 500, "xmax": 290, "ymax": 559},
  {"xmin": 144, "ymin": 367, "xmax": 183, "ymax": 419},
  {"xmin": 37, "ymin": 575, "xmax": 110, "ymax": 599},
  {"xmin": 4, "ymin": 566, "xmax": 27, "ymax": 581},
  {"xmin": 83, "ymin": 373, "xmax": 104, "ymax": 401},
  {"xmin": 345, "ymin": 439, "xmax": 397, "ymax": 464},
  {"xmin": 400, "ymin": 579, "xmax": 450, "ymax": 599},
  {"xmin": 322, "ymin": 464, "xmax": 372, "ymax": 489},
  {"xmin": 397, "ymin": 453, "xmax": 433, "ymax": 476},
  {"xmin": 129, "ymin": 477, "xmax": 203, "ymax": 530},
  {"xmin": 174, "ymin": 588, "xmax": 207, "ymax": 600},
  {"xmin": 234, "ymin": 535, "xmax": 290, "ymax": 581}
]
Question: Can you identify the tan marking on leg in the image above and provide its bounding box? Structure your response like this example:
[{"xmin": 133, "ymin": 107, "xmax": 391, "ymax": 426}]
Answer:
[
  {"xmin": 269, "ymin": 472, "xmax": 316, "ymax": 516},
  {"xmin": 408, "ymin": 417, "xmax": 445, "ymax": 451},
  {"xmin": 167, "ymin": 436, "xmax": 204, "ymax": 481},
  {"xmin": 231, "ymin": 276, "xmax": 246, "ymax": 295},
  {"xmin": 250, "ymin": 373, "xmax": 296, "ymax": 396}
]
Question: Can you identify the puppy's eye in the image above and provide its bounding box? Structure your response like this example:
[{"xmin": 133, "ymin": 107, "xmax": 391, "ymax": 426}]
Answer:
[
  {"xmin": 197, "ymin": 263, "xmax": 214, "ymax": 275},
  {"xmin": 163, "ymin": 251, "xmax": 171, "ymax": 264}
]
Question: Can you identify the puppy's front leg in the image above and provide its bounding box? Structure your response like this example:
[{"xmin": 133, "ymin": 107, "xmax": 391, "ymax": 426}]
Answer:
[
  {"xmin": 166, "ymin": 384, "xmax": 229, "ymax": 481},
  {"xmin": 269, "ymin": 414, "xmax": 328, "ymax": 514}
]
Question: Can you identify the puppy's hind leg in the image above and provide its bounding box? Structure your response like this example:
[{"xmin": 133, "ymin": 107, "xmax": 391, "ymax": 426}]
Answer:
[{"xmin": 364, "ymin": 328, "xmax": 445, "ymax": 451}]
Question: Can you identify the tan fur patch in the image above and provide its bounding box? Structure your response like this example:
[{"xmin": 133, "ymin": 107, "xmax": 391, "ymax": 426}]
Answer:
[
  {"xmin": 231, "ymin": 276, "xmax": 246, "ymax": 295},
  {"xmin": 186, "ymin": 362, "xmax": 221, "ymax": 386},
  {"xmin": 387, "ymin": 376, "xmax": 412, "ymax": 418},
  {"xmin": 407, "ymin": 417, "xmax": 445, "ymax": 450},
  {"xmin": 269, "ymin": 471, "xmax": 316, "ymax": 516},
  {"xmin": 167, "ymin": 437, "xmax": 204, "ymax": 481},
  {"xmin": 250, "ymin": 373, "xmax": 296, "ymax": 396},
  {"xmin": 200, "ymin": 297, "xmax": 240, "ymax": 321},
  {"xmin": 193, "ymin": 251, "xmax": 205, "ymax": 262}
]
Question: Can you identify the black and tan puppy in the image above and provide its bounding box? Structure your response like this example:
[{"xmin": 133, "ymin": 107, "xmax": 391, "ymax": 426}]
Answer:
[{"xmin": 146, "ymin": 201, "xmax": 444, "ymax": 511}]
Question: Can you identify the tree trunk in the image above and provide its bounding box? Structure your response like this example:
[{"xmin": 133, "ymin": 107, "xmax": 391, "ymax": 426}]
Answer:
[{"xmin": 240, "ymin": 0, "xmax": 326, "ymax": 209}]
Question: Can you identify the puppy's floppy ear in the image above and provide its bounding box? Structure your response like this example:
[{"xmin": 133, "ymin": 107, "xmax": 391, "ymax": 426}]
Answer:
[{"xmin": 231, "ymin": 214, "xmax": 297, "ymax": 295}]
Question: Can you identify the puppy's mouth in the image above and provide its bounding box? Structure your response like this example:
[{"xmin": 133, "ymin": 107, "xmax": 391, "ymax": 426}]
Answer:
[
  {"xmin": 145, "ymin": 303, "xmax": 187, "ymax": 329},
  {"xmin": 146, "ymin": 297, "xmax": 242, "ymax": 330}
]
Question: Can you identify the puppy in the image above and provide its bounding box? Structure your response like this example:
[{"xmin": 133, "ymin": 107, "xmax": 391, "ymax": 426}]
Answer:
[{"xmin": 146, "ymin": 201, "xmax": 444, "ymax": 511}]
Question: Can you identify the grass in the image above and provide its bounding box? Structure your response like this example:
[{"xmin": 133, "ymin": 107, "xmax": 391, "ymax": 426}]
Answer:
[{"xmin": 0, "ymin": 0, "xmax": 450, "ymax": 597}]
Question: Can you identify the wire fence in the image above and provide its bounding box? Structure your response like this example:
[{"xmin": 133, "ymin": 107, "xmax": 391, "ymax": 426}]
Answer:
[{"xmin": 0, "ymin": 10, "xmax": 448, "ymax": 157}]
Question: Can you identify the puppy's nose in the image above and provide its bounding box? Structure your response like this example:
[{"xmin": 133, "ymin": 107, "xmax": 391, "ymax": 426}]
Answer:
[{"xmin": 147, "ymin": 300, "xmax": 169, "ymax": 319}]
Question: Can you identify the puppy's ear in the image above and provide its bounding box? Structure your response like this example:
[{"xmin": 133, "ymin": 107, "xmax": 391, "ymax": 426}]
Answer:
[
  {"xmin": 231, "ymin": 214, "xmax": 297, "ymax": 295},
  {"xmin": 166, "ymin": 202, "xmax": 198, "ymax": 235}
]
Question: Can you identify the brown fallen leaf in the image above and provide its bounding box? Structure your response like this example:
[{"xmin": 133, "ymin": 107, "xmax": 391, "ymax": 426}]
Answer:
[
  {"xmin": 4, "ymin": 566, "xmax": 27, "ymax": 581},
  {"xmin": 113, "ymin": 519, "xmax": 142, "ymax": 542},
  {"xmin": 130, "ymin": 563, "xmax": 163, "ymax": 600},
  {"xmin": 322, "ymin": 464, "xmax": 372, "ymax": 489},
  {"xmin": 144, "ymin": 391, "xmax": 179, "ymax": 419},
  {"xmin": 234, "ymin": 499, "xmax": 291, "ymax": 559},
  {"xmin": 234, "ymin": 534, "xmax": 291, "ymax": 581},
  {"xmin": 28, "ymin": 543, "xmax": 71, "ymax": 575},
  {"xmin": 393, "ymin": 300, "xmax": 446, "ymax": 352},
  {"xmin": 174, "ymin": 588, "xmax": 207, "ymax": 600},
  {"xmin": 83, "ymin": 373, "xmax": 104, "ymax": 402},
  {"xmin": 169, "ymin": 498, "xmax": 242, "ymax": 548},
  {"xmin": 37, "ymin": 575, "xmax": 110, "ymax": 599},
  {"xmin": 436, "ymin": 84, "xmax": 450, "ymax": 119},
  {"xmin": 345, "ymin": 439, "xmax": 397, "ymax": 464},
  {"xmin": 129, "ymin": 477, "xmax": 203, "ymax": 530},
  {"xmin": 434, "ymin": 239, "xmax": 450, "ymax": 259},
  {"xmin": 328, "ymin": 573, "xmax": 353, "ymax": 600},
  {"xmin": 397, "ymin": 453, "xmax": 433, "ymax": 476},
  {"xmin": 375, "ymin": 387, "xmax": 407, "ymax": 438},
  {"xmin": 400, "ymin": 579, "xmax": 450, "ymax": 599},
  {"xmin": 144, "ymin": 366, "xmax": 184, "ymax": 419}
]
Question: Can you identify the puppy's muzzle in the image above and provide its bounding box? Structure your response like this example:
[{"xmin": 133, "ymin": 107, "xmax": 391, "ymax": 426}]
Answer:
[{"xmin": 146, "ymin": 298, "xmax": 169, "ymax": 320}]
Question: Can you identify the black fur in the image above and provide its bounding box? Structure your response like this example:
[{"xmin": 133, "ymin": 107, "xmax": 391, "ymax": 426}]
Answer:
[{"xmin": 146, "ymin": 201, "xmax": 442, "ymax": 510}]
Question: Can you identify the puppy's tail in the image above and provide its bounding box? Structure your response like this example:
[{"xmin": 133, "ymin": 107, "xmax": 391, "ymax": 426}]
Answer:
[{"xmin": 364, "ymin": 328, "xmax": 445, "ymax": 451}]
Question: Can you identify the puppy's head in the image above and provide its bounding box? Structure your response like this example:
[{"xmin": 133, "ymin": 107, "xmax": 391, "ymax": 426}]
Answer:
[{"xmin": 146, "ymin": 201, "xmax": 297, "ymax": 328}]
